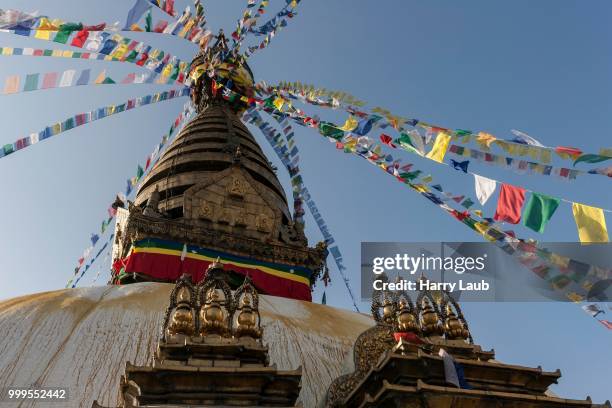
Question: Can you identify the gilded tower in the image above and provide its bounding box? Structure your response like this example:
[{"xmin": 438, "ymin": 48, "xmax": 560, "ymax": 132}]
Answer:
[{"xmin": 111, "ymin": 34, "xmax": 327, "ymax": 301}]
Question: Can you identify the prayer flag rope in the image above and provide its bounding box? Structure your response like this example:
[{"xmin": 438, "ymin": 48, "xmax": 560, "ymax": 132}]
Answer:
[
  {"xmin": 68, "ymin": 101, "xmax": 195, "ymax": 287},
  {"xmin": 1, "ymin": 87, "xmax": 189, "ymax": 161},
  {"xmin": 260, "ymin": 82, "xmax": 612, "ymax": 177},
  {"xmin": 242, "ymin": 107, "xmax": 357, "ymax": 311},
  {"xmin": 0, "ymin": 69, "xmax": 172, "ymax": 95},
  {"xmin": 0, "ymin": 46, "xmax": 188, "ymax": 86}
]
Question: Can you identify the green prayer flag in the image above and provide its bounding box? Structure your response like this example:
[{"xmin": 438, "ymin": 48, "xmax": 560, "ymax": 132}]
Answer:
[
  {"xmin": 318, "ymin": 121, "xmax": 344, "ymax": 140},
  {"xmin": 461, "ymin": 198, "xmax": 475, "ymax": 209},
  {"xmin": 102, "ymin": 77, "xmax": 116, "ymax": 84},
  {"xmin": 43, "ymin": 49, "xmax": 53, "ymax": 56},
  {"xmin": 321, "ymin": 291, "xmax": 327, "ymax": 305},
  {"xmin": 522, "ymin": 193, "xmax": 560, "ymax": 233},
  {"xmin": 145, "ymin": 8, "xmax": 152, "ymax": 32},
  {"xmin": 573, "ymin": 154, "xmax": 612, "ymax": 166},
  {"xmin": 23, "ymin": 73, "xmax": 39, "ymax": 92},
  {"xmin": 53, "ymin": 29, "xmax": 71, "ymax": 44},
  {"xmin": 125, "ymin": 50, "xmax": 138, "ymax": 62},
  {"xmin": 136, "ymin": 165, "xmax": 144, "ymax": 179}
]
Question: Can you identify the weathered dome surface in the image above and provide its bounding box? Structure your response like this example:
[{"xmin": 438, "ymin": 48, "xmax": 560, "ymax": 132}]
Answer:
[
  {"xmin": 135, "ymin": 105, "xmax": 290, "ymax": 220},
  {"xmin": 0, "ymin": 283, "xmax": 372, "ymax": 407}
]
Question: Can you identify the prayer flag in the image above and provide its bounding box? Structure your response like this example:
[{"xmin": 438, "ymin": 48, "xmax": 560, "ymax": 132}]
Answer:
[
  {"xmin": 94, "ymin": 70, "xmax": 107, "ymax": 84},
  {"xmin": 76, "ymin": 69, "xmax": 91, "ymax": 85},
  {"xmin": 41, "ymin": 72, "xmax": 58, "ymax": 89},
  {"xmin": 23, "ymin": 73, "xmax": 39, "ymax": 91},
  {"xmin": 573, "ymin": 154, "xmax": 612, "ymax": 166},
  {"xmin": 600, "ymin": 320, "xmax": 612, "ymax": 330},
  {"xmin": 582, "ymin": 304, "xmax": 604, "ymax": 318},
  {"xmin": 510, "ymin": 129, "xmax": 545, "ymax": 147},
  {"xmin": 124, "ymin": 0, "xmax": 151, "ymax": 30},
  {"xmin": 522, "ymin": 193, "xmax": 560, "ymax": 233},
  {"xmin": 339, "ymin": 116, "xmax": 358, "ymax": 132},
  {"xmin": 438, "ymin": 349, "xmax": 460, "ymax": 388},
  {"xmin": 450, "ymin": 159, "xmax": 469, "ymax": 173},
  {"xmin": 476, "ymin": 132, "xmax": 496, "ymax": 149},
  {"xmin": 494, "ymin": 184, "xmax": 526, "ymax": 224},
  {"xmin": 572, "ymin": 203, "xmax": 609, "ymax": 243},
  {"xmin": 426, "ymin": 132, "xmax": 451, "ymax": 163},
  {"xmin": 3, "ymin": 75, "xmax": 20, "ymax": 94},
  {"xmin": 59, "ymin": 69, "xmax": 76, "ymax": 87},
  {"xmin": 473, "ymin": 174, "xmax": 496, "ymax": 205}
]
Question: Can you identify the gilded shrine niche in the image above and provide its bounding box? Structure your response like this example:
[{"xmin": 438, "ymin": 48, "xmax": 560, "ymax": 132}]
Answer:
[{"xmin": 183, "ymin": 166, "xmax": 281, "ymax": 241}]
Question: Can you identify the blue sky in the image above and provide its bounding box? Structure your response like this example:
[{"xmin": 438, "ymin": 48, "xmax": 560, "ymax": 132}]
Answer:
[{"xmin": 0, "ymin": 0, "xmax": 610, "ymax": 402}]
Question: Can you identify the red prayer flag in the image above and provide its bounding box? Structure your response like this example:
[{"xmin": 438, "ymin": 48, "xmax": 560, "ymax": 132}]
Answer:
[
  {"xmin": 600, "ymin": 320, "xmax": 612, "ymax": 330},
  {"xmin": 555, "ymin": 146, "xmax": 582, "ymax": 158},
  {"xmin": 494, "ymin": 184, "xmax": 526, "ymax": 224},
  {"xmin": 71, "ymin": 30, "xmax": 90, "ymax": 48},
  {"xmin": 380, "ymin": 134, "xmax": 396, "ymax": 148},
  {"xmin": 153, "ymin": 21, "xmax": 169, "ymax": 33}
]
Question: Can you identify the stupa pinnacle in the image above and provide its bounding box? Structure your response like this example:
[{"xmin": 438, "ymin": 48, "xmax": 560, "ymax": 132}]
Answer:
[{"xmin": 111, "ymin": 32, "xmax": 328, "ymax": 301}]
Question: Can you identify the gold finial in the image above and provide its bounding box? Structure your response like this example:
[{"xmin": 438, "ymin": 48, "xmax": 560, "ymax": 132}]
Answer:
[
  {"xmin": 420, "ymin": 297, "xmax": 443, "ymax": 337},
  {"xmin": 443, "ymin": 303, "xmax": 469, "ymax": 341},
  {"xmin": 199, "ymin": 289, "xmax": 230, "ymax": 336},
  {"xmin": 396, "ymin": 298, "xmax": 418, "ymax": 334}
]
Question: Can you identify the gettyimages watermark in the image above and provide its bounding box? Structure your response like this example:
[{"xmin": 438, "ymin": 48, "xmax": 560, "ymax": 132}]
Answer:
[{"xmin": 361, "ymin": 242, "xmax": 612, "ymax": 302}]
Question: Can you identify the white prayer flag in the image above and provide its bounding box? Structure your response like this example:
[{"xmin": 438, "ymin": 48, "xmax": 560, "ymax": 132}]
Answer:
[
  {"xmin": 474, "ymin": 174, "xmax": 497, "ymax": 205},
  {"xmin": 59, "ymin": 69, "xmax": 76, "ymax": 87}
]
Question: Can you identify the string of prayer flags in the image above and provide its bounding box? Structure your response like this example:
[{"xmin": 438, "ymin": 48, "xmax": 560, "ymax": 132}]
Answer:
[
  {"xmin": 69, "ymin": 102, "xmax": 194, "ymax": 287},
  {"xmin": 493, "ymin": 184, "xmax": 526, "ymax": 224},
  {"xmin": 522, "ymin": 193, "xmax": 560, "ymax": 233},
  {"xmin": 572, "ymin": 203, "xmax": 609, "ymax": 243},
  {"xmin": 0, "ymin": 87, "xmax": 189, "ymax": 160},
  {"xmin": 426, "ymin": 131, "xmax": 451, "ymax": 163}
]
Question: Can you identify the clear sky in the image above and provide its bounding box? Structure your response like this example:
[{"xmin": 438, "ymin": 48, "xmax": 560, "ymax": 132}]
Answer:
[{"xmin": 0, "ymin": 0, "xmax": 610, "ymax": 402}]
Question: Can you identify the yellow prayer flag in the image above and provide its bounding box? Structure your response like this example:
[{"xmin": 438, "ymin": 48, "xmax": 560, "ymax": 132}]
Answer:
[
  {"xmin": 3, "ymin": 75, "xmax": 20, "ymax": 94},
  {"xmin": 426, "ymin": 132, "xmax": 451, "ymax": 163},
  {"xmin": 421, "ymin": 175, "xmax": 433, "ymax": 184},
  {"xmin": 572, "ymin": 203, "xmax": 609, "ymax": 243},
  {"xmin": 338, "ymin": 116, "xmax": 358, "ymax": 132},
  {"xmin": 2, "ymin": 48, "xmax": 13, "ymax": 55},
  {"xmin": 527, "ymin": 146, "xmax": 539, "ymax": 160},
  {"xmin": 273, "ymin": 97, "xmax": 285, "ymax": 111},
  {"xmin": 34, "ymin": 30, "xmax": 51, "ymax": 40},
  {"xmin": 161, "ymin": 63, "xmax": 173, "ymax": 78},
  {"xmin": 94, "ymin": 70, "xmax": 106, "ymax": 85},
  {"xmin": 411, "ymin": 184, "xmax": 429, "ymax": 193},
  {"xmin": 600, "ymin": 148, "xmax": 612, "ymax": 157},
  {"xmin": 476, "ymin": 132, "xmax": 497, "ymax": 149},
  {"xmin": 540, "ymin": 149, "xmax": 552, "ymax": 164},
  {"xmin": 130, "ymin": 24, "xmax": 143, "ymax": 32},
  {"xmin": 62, "ymin": 50, "xmax": 73, "ymax": 58}
]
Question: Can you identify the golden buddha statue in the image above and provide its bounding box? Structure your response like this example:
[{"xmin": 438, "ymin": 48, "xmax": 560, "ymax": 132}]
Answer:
[
  {"xmin": 234, "ymin": 295, "xmax": 262, "ymax": 339},
  {"xmin": 200, "ymin": 289, "xmax": 229, "ymax": 336},
  {"xmin": 443, "ymin": 303, "xmax": 469, "ymax": 341},
  {"xmin": 396, "ymin": 299, "xmax": 418, "ymax": 333},
  {"xmin": 419, "ymin": 297, "xmax": 442, "ymax": 337}
]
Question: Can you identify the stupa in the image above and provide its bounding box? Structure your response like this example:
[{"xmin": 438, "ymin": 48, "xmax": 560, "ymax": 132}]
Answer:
[
  {"xmin": 0, "ymin": 31, "xmax": 608, "ymax": 408},
  {"xmin": 110, "ymin": 33, "xmax": 328, "ymax": 302}
]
